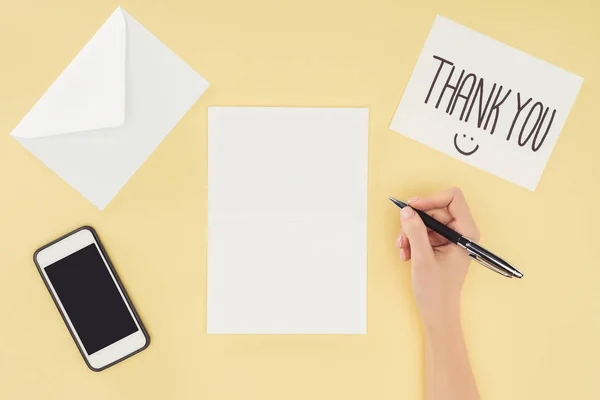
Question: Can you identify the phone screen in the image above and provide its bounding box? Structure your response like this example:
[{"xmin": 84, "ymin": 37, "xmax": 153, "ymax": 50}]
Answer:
[{"xmin": 45, "ymin": 244, "xmax": 139, "ymax": 355}]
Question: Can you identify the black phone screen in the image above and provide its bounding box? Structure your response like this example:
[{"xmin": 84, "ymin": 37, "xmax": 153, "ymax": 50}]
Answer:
[{"xmin": 45, "ymin": 244, "xmax": 139, "ymax": 355}]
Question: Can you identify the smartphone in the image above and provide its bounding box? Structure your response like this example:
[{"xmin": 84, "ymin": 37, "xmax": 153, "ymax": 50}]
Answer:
[{"xmin": 34, "ymin": 226, "xmax": 149, "ymax": 371}]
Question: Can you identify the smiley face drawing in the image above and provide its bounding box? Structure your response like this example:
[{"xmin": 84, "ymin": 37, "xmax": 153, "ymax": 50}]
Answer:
[{"xmin": 453, "ymin": 133, "xmax": 480, "ymax": 156}]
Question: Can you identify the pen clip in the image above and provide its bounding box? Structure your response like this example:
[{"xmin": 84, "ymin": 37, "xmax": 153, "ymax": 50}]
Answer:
[{"xmin": 468, "ymin": 253, "xmax": 513, "ymax": 278}]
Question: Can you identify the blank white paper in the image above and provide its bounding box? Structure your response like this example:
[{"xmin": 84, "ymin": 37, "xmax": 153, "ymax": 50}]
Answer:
[{"xmin": 207, "ymin": 107, "xmax": 368, "ymax": 334}]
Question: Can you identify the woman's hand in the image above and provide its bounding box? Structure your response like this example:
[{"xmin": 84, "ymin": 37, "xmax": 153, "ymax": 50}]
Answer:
[
  {"xmin": 396, "ymin": 187, "xmax": 481, "ymax": 400},
  {"xmin": 396, "ymin": 187, "xmax": 480, "ymax": 330}
]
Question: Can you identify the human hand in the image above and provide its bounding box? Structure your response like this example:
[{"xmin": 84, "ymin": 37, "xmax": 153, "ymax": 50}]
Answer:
[{"xmin": 396, "ymin": 187, "xmax": 480, "ymax": 331}]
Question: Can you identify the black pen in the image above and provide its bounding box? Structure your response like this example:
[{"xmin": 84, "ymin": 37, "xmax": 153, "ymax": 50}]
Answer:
[{"xmin": 389, "ymin": 197, "xmax": 523, "ymax": 279}]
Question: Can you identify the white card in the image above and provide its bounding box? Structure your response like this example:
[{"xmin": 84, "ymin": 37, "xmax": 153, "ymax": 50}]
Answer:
[
  {"xmin": 207, "ymin": 107, "xmax": 368, "ymax": 334},
  {"xmin": 10, "ymin": 7, "xmax": 209, "ymax": 209},
  {"xmin": 390, "ymin": 15, "xmax": 583, "ymax": 190}
]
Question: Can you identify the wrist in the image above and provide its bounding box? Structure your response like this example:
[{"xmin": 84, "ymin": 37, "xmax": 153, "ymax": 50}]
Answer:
[
  {"xmin": 423, "ymin": 314, "xmax": 462, "ymax": 339},
  {"xmin": 420, "ymin": 301, "xmax": 462, "ymax": 335}
]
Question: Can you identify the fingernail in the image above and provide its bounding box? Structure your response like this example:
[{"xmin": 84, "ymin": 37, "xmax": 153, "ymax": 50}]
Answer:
[
  {"xmin": 400, "ymin": 248, "xmax": 406, "ymax": 261},
  {"xmin": 396, "ymin": 235, "xmax": 403, "ymax": 249},
  {"xmin": 401, "ymin": 207, "xmax": 415, "ymax": 220},
  {"xmin": 407, "ymin": 197, "xmax": 419, "ymax": 204}
]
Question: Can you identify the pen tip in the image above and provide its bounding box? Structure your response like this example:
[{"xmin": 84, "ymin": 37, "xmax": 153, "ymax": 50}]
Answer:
[{"xmin": 388, "ymin": 197, "xmax": 407, "ymax": 209}]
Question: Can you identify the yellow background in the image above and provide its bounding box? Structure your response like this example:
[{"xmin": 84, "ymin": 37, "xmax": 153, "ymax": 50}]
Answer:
[{"xmin": 1, "ymin": 0, "xmax": 599, "ymax": 398}]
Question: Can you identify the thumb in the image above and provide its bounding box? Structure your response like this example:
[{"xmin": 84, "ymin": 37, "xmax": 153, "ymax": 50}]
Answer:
[{"xmin": 401, "ymin": 207, "xmax": 434, "ymax": 262}]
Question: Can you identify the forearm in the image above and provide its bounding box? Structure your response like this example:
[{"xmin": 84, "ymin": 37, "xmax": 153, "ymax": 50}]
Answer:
[{"xmin": 423, "ymin": 312, "xmax": 480, "ymax": 400}]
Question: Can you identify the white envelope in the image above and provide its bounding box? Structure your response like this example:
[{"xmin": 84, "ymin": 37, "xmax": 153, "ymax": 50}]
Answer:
[{"xmin": 10, "ymin": 7, "xmax": 209, "ymax": 210}]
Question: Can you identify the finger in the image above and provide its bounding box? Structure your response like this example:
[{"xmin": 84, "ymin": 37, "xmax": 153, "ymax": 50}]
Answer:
[
  {"xmin": 409, "ymin": 187, "xmax": 470, "ymax": 216},
  {"xmin": 425, "ymin": 209, "xmax": 452, "ymax": 247},
  {"xmin": 396, "ymin": 234, "xmax": 403, "ymax": 249},
  {"xmin": 400, "ymin": 207, "xmax": 434, "ymax": 263},
  {"xmin": 401, "ymin": 211, "xmax": 452, "ymax": 251},
  {"xmin": 409, "ymin": 187, "xmax": 479, "ymax": 239},
  {"xmin": 403, "ymin": 221, "xmax": 449, "ymax": 248},
  {"xmin": 428, "ymin": 230, "xmax": 450, "ymax": 247},
  {"xmin": 401, "ymin": 231, "xmax": 412, "ymax": 261},
  {"xmin": 404, "ymin": 215, "xmax": 450, "ymax": 249},
  {"xmin": 397, "ymin": 233, "xmax": 412, "ymax": 261},
  {"xmin": 426, "ymin": 208, "xmax": 453, "ymax": 226}
]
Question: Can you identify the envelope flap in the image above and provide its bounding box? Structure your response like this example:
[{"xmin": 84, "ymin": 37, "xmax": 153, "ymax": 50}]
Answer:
[{"xmin": 11, "ymin": 7, "xmax": 126, "ymax": 138}]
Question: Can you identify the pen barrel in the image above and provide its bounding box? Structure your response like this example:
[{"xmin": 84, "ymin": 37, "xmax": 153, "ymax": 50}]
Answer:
[
  {"xmin": 465, "ymin": 242, "xmax": 522, "ymax": 278},
  {"xmin": 414, "ymin": 209, "xmax": 462, "ymax": 243},
  {"xmin": 468, "ymin": 253, "xmax": 513, "ymax": 278}
]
